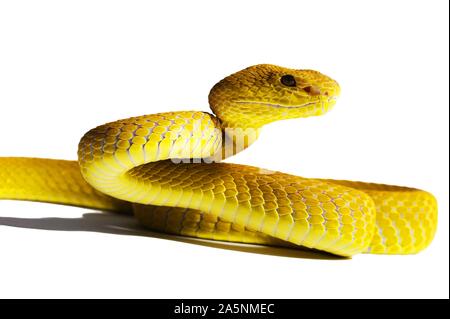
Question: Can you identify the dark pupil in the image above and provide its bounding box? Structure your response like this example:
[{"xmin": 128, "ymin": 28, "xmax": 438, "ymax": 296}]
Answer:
[{"xmin": 281, "ymin": 74, "xmax": 296, "ymax": 87}]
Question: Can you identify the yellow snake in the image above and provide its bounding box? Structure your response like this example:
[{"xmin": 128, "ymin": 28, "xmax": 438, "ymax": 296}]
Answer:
[{"xmin": 0, "ymin": 64, "xmax": 438, "ymax": 257}]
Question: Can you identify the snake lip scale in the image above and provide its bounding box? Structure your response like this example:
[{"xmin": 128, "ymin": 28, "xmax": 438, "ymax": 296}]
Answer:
[{"xmin": 0, "ymin": 64, "xmax": 438, "ymax": 257}]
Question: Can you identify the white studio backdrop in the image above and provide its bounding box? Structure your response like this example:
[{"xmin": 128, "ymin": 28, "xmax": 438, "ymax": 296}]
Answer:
[{"xmin": 0, "ymin": 0, "xmax": 448, "ymax": 298}]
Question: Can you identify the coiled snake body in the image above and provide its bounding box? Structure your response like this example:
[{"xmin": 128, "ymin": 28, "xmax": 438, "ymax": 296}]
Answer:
[{"xmin": 0, "ymin": 65, "xmax": 437, "ymax": 256}]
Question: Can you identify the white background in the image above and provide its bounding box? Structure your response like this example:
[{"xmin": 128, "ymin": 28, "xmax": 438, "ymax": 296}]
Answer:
[{"xmin": 0, "ymin": 0, "xmax": 448, "ymax": 299}]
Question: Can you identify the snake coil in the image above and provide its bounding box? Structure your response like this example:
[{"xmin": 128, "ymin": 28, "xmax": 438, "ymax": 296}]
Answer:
[{"xmin": 0, "ymin": 64, "xmax": 438, "ymax": 257}]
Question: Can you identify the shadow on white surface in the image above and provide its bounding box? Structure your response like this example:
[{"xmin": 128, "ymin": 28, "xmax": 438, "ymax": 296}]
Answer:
[{"xmin": 0, "ymin": 211, "xmax": 345, "ymax": 260}]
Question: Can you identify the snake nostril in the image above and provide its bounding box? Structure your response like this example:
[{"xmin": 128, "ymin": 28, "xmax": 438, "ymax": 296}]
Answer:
[{"xmin": 304, "ymin": 86, "xmax": 321, "ymax": 96}]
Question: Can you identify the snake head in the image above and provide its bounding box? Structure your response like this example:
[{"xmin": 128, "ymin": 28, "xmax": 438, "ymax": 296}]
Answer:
[{"xmin": 209, "ymin": 64, "xmax": 340, "ymax": 128}]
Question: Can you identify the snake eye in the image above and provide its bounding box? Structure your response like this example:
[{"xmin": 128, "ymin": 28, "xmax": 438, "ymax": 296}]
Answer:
[{"xmin": 280, "ymin": 74, "xmax": 296, "ymax": 87}]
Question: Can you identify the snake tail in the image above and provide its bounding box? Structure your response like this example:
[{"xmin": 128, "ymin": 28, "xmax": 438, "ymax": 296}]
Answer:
[{"xmin": 0, "ymin": 157, "xmax": 131, "ymax": 213}]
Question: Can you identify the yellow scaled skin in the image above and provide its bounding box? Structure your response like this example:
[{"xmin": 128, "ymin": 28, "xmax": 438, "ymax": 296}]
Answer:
[{"xmin": 0, "ymin": 64, "xmax": 438, "ymax": 257}]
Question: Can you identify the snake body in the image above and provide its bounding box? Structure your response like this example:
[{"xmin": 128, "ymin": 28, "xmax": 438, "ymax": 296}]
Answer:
[{"xmin": 0, "ymin": 64, "xmax": 437, "ymax": 256}]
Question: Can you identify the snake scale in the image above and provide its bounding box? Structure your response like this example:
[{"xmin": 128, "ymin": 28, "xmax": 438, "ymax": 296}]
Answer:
[{"xmin": 0, "ymin": 64, "xmax": 438, "ymax": 257}]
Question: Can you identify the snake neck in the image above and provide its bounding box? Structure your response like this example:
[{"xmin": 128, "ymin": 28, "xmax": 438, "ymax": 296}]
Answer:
[
  {"xmin": 217, "ymin": 125, "xmax": 261, "ymax": 160},
  {"xmin": 212, "ymin": 102, "xmax": 264, "ymax": 160}
]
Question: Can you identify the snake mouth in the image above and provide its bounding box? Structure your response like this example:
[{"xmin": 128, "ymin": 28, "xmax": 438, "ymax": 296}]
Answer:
[
  {"xmin": 236, "ymin": 100, "xmax": 318, "ymax": 109},
  {"xmin": 236, "ymin": 96, "xmax": 338, "ymax": 110}
]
